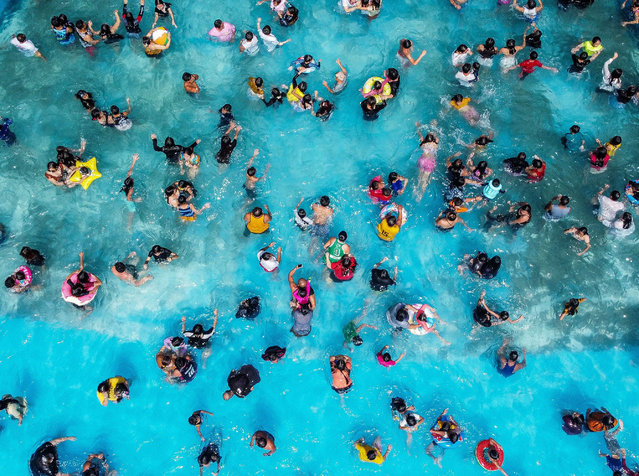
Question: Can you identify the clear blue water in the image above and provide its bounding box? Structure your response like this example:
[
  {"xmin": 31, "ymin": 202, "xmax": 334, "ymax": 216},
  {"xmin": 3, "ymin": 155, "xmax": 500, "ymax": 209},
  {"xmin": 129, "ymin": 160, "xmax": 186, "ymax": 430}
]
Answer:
[{"xmin": 1, "ymin": 0, "xmax": 639, "ymax": 474}]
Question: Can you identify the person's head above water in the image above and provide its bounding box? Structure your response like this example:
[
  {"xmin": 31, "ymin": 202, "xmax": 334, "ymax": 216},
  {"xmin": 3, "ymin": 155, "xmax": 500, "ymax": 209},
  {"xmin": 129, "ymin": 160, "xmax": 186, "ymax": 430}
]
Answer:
[
  {"xmin": 529, "ymin": 51, "xmax": 539, "ymax": 60},
  {"xmin": 461, "ymin": 63, "xmax": 471, "ymax": 74},
  {"xmin": 320, "ymin": 195, "xmax": 330, "ymax": 207},
  {"xmin": 256, "ymin": 436, "xmax": 267, "ymax": 448},
  {"xmin": 455, "ymin": 44, "xmax": 469, "ymax": 53},
  {"xmin": 401, "ymin": 39, "xmax": 412, "ymax": 49},
  {"xmin": 395, "ymin": 308, "xmax": 409, "ymax": 322},
  {"xmin": 214, "ymin": 19, "xmax": 223, "ymax": 29},
  {"xmin": 570, "ymin": 125, "xmax": 581, "ymax": 133},
  {"xmin": 252, "ymin": 207, "xmax": 263, "ymax": 217},
  {"xmin": 559, "ymin": 196, "xmax": 570, "ymax": 206},
  {"xmin": 338, "ymin": 231, "xmax": 347, "ymax": 242},
  {"xmin": 508, "ymin": 350, "xmax": 519, "ymax": 361}
]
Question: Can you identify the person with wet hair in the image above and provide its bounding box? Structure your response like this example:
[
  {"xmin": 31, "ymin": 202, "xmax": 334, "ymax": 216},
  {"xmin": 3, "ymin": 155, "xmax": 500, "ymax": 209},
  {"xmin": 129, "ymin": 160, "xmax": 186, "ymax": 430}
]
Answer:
[
  {"xmin": 30, "ymin": 436, "xmax": 76, "ymax": 476},
  {"xmin": 188, "ymin": 409, "xmax": 214, "ymax": 441},
  {"xmin": 564, "ymin": 226, "xmax": 591, "ymax": 255},
  {"xmin": 11, "ymin": 33, "xmax": 46, "ymax": 60},
  {"xmin": 354, "ymin": 436, "xmax": 392, "ymax": 465},
  {"xmin": 497, "ymin": 339, "xmax": 526, "ymax": 377},
  {"xmin": 370, "ymin": 257, "xmax": 398, "ymax": 291},
  {"xmin": 250, "ymin": 430, "xmax": 277, "ymax": 456}
]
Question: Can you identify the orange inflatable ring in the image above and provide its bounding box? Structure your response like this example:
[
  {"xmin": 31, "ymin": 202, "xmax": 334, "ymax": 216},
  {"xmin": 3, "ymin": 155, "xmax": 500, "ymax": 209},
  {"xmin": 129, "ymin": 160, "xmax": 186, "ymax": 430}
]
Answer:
[{"xmin": 476, "ymin": 439, "xmax": 504, "ymax": 471}]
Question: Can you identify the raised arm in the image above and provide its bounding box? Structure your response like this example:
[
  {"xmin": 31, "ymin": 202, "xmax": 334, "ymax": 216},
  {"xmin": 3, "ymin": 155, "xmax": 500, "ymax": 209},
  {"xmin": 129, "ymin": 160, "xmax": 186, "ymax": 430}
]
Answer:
[
  {"xmin": 111, "ymin": 10, "xmax": 122, "ymax": 33},
  {"xmin": 247, "ymin": 148, "xmax": 259, "ymax": 167}
]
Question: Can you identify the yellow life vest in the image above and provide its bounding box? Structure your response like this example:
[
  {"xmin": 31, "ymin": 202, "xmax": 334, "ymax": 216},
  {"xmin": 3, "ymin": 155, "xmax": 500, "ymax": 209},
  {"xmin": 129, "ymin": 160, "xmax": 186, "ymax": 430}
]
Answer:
[
  {"xmin": 97, "ymin": 376, "xmax": 127, "ymax": 404},
  {"xmin": 451, "ymin": 97, "xmax": 471, "ymax": 110},
  {"xmin": 286, "ymin": 84, "xmax": 304, "ymax": 103},
  {"xmin": 247, "ymin": 214, "xmax": 269, "ymax": 234},
  {"xmin": 377, "ymin": 219, "xmax": 399, "ymax": 241},
  {"xmin": 356, "ymin": 443, "xmax": 384, "ymax": 465}
]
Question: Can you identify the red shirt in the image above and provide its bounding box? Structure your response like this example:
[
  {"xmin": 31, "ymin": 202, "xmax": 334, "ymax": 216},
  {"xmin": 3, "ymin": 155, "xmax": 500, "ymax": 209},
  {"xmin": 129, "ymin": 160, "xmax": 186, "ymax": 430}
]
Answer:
[
  {"xmin": 520, "ymin": 59, "xmax": 542, "ymax": 74},
  {"xmin": 331, "ymin": 257, "xmax": 357, "ymax": 281},
  {"xmin": 527, "ymin": 162, "xmax": 546, "ymax": 182}
]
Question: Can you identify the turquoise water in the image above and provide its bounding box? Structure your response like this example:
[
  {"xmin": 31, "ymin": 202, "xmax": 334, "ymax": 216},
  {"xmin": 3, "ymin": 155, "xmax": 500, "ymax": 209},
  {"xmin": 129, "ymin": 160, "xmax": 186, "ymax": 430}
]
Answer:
[{"xmin": 1, "ymin": 0, "xmax": 639, "ymax": 474}]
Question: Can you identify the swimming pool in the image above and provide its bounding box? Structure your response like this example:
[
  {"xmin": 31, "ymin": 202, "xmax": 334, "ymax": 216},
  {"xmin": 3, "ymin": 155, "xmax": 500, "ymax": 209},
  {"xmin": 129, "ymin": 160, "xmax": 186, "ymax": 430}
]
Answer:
[{"xmin": 0, "ymin": 0, "xmax": 638, "ymax": 474}]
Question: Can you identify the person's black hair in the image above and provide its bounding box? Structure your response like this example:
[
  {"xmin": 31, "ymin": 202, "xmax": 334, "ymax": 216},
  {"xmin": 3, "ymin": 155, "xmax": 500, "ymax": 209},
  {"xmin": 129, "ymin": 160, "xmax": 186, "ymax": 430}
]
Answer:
[
  {"xmin": 449, "ymin": 431, "xmax": 460, "ymax": 443},
  {"xmin": 559, "ymin": 196, "xmax": 570, "ymax": 206},
  {"xmin": 97, "ymin": 381, "xmax": 109, "ymax": 393},
  {"xmin": 222, "ymin": 104, "xmax": 232, "ymax": 112},
  {"xmin": 489, "ymin": 448, "xmax": 499, "ymax": 460},
  {"xmin": 452, "ymin": 94, "xmax": 464, "ymax": 102},
  {"xmin": 188, "ymin": 414, "xmax": 201, "ymax": 425},
  {"xmin": 365, "ymin": 96, "xmax": 377, "ymax": 107},
  {"xmin": 532, "ymin": 159, "xmax": 542, "ymax": 168},
  {"xmin": 335, "ymin": 358, "xmax": 346, "ymax": 370},
  {"xmin": 255, "ymin": 77, "xmax": 263, "ymax": 87},
  {"xmin": 262, "ymin": 25, "xmax": 271, "ymax": 35},
  {"xmin": 577, "ymin": 227, "xmax": 588, "ymax": 234},
  {"xmin": 342, "ymin": 257, "xmax": 352, "ymax": 268},
  {"xmin": 245, "ymin": 31, "xmax": 254, "ymax": 41},
  {"xmin": 320, "ymin": 196, "xmax": 330, "ymax": 207},
  {"xmin": 253, "ymin": 207, "xmax": 263, "ymax": 217},
  {"xmin": 110, "ymin": 105, "xmax": 120, "ymax": 115},
  {"xmin": 579, "ymin": 51, "xmax": 588, "ymax": 60},
  {"xmin": 247, "ymin": 167, "xmax": 256, "ymax": 177},
  {"xmin": 406, "ymin": 414, "xmax": 417, "ymax": 426},
  {"xmin": 114, "ymin": 382, "xmax": 128, "ymax": 395},
  {"xmin": 100, "ymin": 24, "xmax": 111, "ymax": 36},
  {"xmin": 446, "ymin": 210, "xmax": 457, "ymax": 221},
  {"xmin": 114, "ymin": 262, "xmax": 126, "ymax": 273},
  {"xmin": 611, "ymin": 68, "xmax": 623, "ymax": 79},
  {"xmin": 5, "ymin": 276, "xmax": 15, "ymax": 288},
  {"xmin": 77, "ymin": 270, "xmax": 90, "ymax": 283},
  {"xmin": 592, "ymin": 36, "xmax": 601, "ymax": 43},
  {"xmin": 570, "ymin": 125, "xmax": 580, "ymax": 133},
  {"xmin": 297, "ymin": 208, "xmax": 307, "ymax": 218},
  {"xmin": 178, "ymin": 195, "xmax": 187, "ymax": 204},
  {"xmin": 302, "ymin": 94, "xmax": 312, "ymax": 104},
  {"xmin": 456, "ymin": 44, "xmax": 468, "ymax": 53},
  {"xmin": 386, "ymin": 68, "xmax": 399, "ymax": 80},
  {"xmin": 142, "ymin": 36, "xmax": 150, "ymax": 46},
  {"xmin": 379, "ymin": 269, "xmax": 389, "ymax": 280},
  {"xmin": 401, "ymin": 39, "xmax": 412, "ymax": 49},
  {"xmin": 75, "ymin": 20, "xmax": 86, "ymax": 29},
  {"xmin": 485, "ymin": 38, "xmax": 495, "ymax": 47},
  {"xmin": 622, "ymin": 212, "xmax": 633, "ymax": 229},
  {"xmin": 391, "ymin": 397, "xmax": 407, "ymax": 413},
  {"xmin": 352, "ymin": 335, "xmax": 363, "ymax": 346},
  {"xmin": 382, "ymin": 187, "xmax": 392, "ymax": 197},
  {"xmin": 506, "ymin": 38, "xmax": 515, "ymax": 48},
  {"xmin": 509, "ymin": 350, "xmax": 519, "ymax": 361},
  {"xmin": 16, "ymin": 33, "xmax": 26, "ymax": 42},
  {"xmin": 182, "ymin": 72, "xmax": 192, "ymax": 81},
  {"xmin": 256, "ymin": 436, "xmax": 267, "ymax": 448},
  {"xmin": 603, "ymin": 414, "xmax": 614, "ymax": 427},
  {"xmin": 382, "ymin": 352, "xmax": 391, "ymax": 362},
  {"xmin": 214, "ymin": 19, "xmax": 222, "ymax": 28},
  {"xmin": 298, "ymin": 81, "xmax": 308, "ymax": 92},
  {"xmin": 387, "ymin": 215, "xmax": 397, "ymax": 227},
  {"xmin": 47, "ymin": 161, "xmax": 58, "ymax": 171},
  {"xmin": 367, "ymin": 449, "xmax": 377, "ymax": 461},
  {"xmin": 396, "ymin": 308, "xmax": 409, "ymax": 321},
  {"xmin": 529, "ymin": 51, "xmax": 538, "ymax": 60},
  {"xmin": 499, "ymin": 311, "xmax": 509, "ymax": 321},
  {"xmin": 527, "ymin": 0, "xmax": 536, "ymax": 7},
  {"xmin": 51, "ymin": 17, "xmax": 62, "ymax": 27},
  {"xmin": 491, "ymin": 179, "xmax": 500, "ymax": 187},
  {"xmin": 388, "ymin": 172, "xmax": 398, "ymax": 182},
  {"xmin": 462, "ymin": 63, "xmax": 471, "ymax": 74},
  {"xmin": 610, "ymin": 135, "xmax": 622, "ymax": 145},
  {"xmin": 193, "ymin": 324, "xmax": 204, "ymax": 334}
]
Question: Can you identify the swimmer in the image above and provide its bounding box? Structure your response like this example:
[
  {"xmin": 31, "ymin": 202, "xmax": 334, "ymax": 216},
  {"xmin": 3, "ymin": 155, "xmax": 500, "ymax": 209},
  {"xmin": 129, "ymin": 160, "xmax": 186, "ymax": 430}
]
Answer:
[
  {"xmin": 368, "ymin": 176, "xmax": 392, "ymax": 204},
  {"xmin": 324, "ymin": 231, "xmax": 350, "ymax": 268},
  {"xmin": 223, "ymin": 364, "xmax": 261, "ymax": 400},
  {"xmin": 569, "ymin": 51, "xmax": 591, "ymax": 74},
  {"xmin": 181, "ymin": 312, "xmax": 218, "ymax": 368},
  {"xmin": 497, "ymin": 339, "xmax": 526, "ymax": 377},
  {"xmin": 216, "ymin": 123, "xmax": 241, "ymax": 164},
  {"xmin": 455, "ymin": 63, "xmax": 479, "ymax": 86},
  {"xmin": 525, "ymin": 23, "xmax": 542, "ymax": 48},
  {"xmin": 398, "ymin": 408, "xmax": 424, "ymax": 448},
  {"xmin": 112, "ymin": 252, "xmax": 154, "ymax": 286},
  {"xmin": 622, "ymin": 0, "xmax": 639, "ymax": 26},
  {"xmin": 330, "ymin": 355, "xmax": 352, "ymax": 394},
  {"xmin": 261, "ymin": 345, "xmax": 286, "ymax": 363},
  {"xmin": 63, "ymin": 251, "xmax": 102, "ymax": 311},
  {"xmin": 51, "ymin": 15, "xmax": 75, "ymax": 45},
  {"xmin": 81, "ymin": 452, "xmax": 111, "ymax": 476},
  {"xmin": 354, "ymin": 436, "xmax": 392, "ymax": 465},
  {"xmin": 244, "ymin": 149, "xmax": 270, "ymax": 199},
  {"xmin": 415, "ymin": 124, "xmax": 439, "ymax": 199},
  {"xmin": 484, "ymin": 201, "xmax": 531, "ymax": 232},
  {"xmin": 397, "ymin": 39, "xmax": 426, "ymax": 66},
  {"xmin": 498, "ymin": 30, "xmax": 527, "ymax": 70},
  {"xmin": 183, "ymin": 73, "xmax": 200, "ymax": 94},
  {"xmin": 97, "ymin": 377, "xmax": 130, "ymax": 406},
  {"xmin": 311, "ymin": 195, "xmax": 334, "ymax": 235},
  {"xmin": 239, "ymin": 31, "xmax": 259, "ymax": 56},
  {"xmin": 473, "ymin": 290, "xmax": 523, "ymax": 327},
  {"xmin": 74, "ymin": 20, "xmax": 100, "ymax": 55},
  {"xmin": 377, "ymin": 206, "xmax": 405, "ymax": 242},
  {"xmin": 88, "ymin": 11, "xmax": 124, "ymax": 44},
  {"xmin": 312, "ymin": 92, "xmax": 335, "ymax": 121},
  {"xmin": 142, "ymin": 27, "xmax": 171, "ymax": 56},
  {"xmin": 330, "ymin": 254, "xmax": 357, "ymax": 281},
  {"xmin": 30, "ymin": 436, "xmax": 76, "ymax": 476},
  {"xmin": 75, "ymin": 90, "xmax": 96, "ymax": 113},
  {"xmin": 218, "ymin": 104, "xmax": 234, "ymax": 128},
  {"xmin": 505, "ymin": 51, "xmax": 558, "ymax": 78},
  {"xmin": 450, "ymin": 0, "xmax": 467, "ymax": 9},
  {"xmin": 370, "ymin": 257, "xmax": 398, "ymax": 291},
  {"xmin": 10, "ymin": 33, "xmax": 46, "ymax": 60},
  {"xmin": 250, "ymin": 430, "xmax": 277, "ymax": 456},
  {"xmin": 263, "ymin": 87, "xmax": 284, "ymax": 107},
  {"xmin": 257, "ymin": 18, "xmax": 290, "ymax": 52},
  {"xmin": 596, "ymin": 135, "xmax": 622, "ymax": 157},
  {"xmin": 377, "ymin": 345, "xmax": 405, "ymax": 368},
  {"xmin": 561, "ymin": 125, "xmax": 585, "ymax": 151},
  {"xmin": 589, "ymin": 146, "xmax": 609, "ymax": 172},
  {"xmin": 476, "ymin": 38, "xmax": 498, "ymax": 67},
  {"xmin": 109, "ymin": 99, "xmax": 132, "ymax": 131},
  {"xmin": 122, "ymin": 0, "xmax": 145, "ymax": 37},
  {"xmin": 289, "ymin": 54, "xmax": 321, "ymax": 74},
  {"xmin": 198, "ymin": 443, "xmax": 221, "ymax": 475},
  {"xmin": 152, "ymin": 0, "xmax": 177, "ymax": 28},
  {"xmin": 177, "ymin": 196, "xmax": 210, "ymax": 222},
  {"xmin": 595, "ymin": 185, "xmax": 624, "ymax": 226},
  {"xmin": 322, "ymin": 59, "xmax": 348, "ymax": 94},
  {"xmin": 152, "ymin": 134, "xmax": 201, "ymax": 164},
  {"xmin": 599, "ymin": 52, "xmax": 622, "ymax": 92},
  {"xmin": 236, "ymin": 297, "xmax": 261, "ymax": 319},
  {"xmin": 504, "ymin": 153, "xmax": 529, "ymax": 176},
  {"xmin": 0, "ymin": 116, "xmax": 16, "ymax": 146},
  {"xmin": 586, "ymin": 407, "xmax": 618, "ymax": 432},
  {"xmin": 464, "ymin": 156, "xmax": 492, "ymax": 186},
  {"xmin": 559, "ymin": 297, "xmax": 586, "ymax": 320},
  {"xmin": 435, "ymin": 209, "xmax": 472, "ymax": 231},
  {"xmin": 524, "ymin": 156, "xmax": 546, "ymax": 182},
  {"xmin": 610, "ymin": 211, "xmax": 635, "ymax": 236},
  {"xmin": 257, "ymin": 0, "xmax": 289, "ymax": 17},
  {"xmin": 386, "ymin": 303, "xmax": 421, "ymax": 332},
  {"xmin": 465, "ymin": 133, "xmax": 494, "ymax": 151},
  {"xmin": 179, "ymin": 145, "xmax": 201, "ymax": 179},
  {"xmin": 545, "ymin": 194, "xmax": 571, "ymax": 219},
  {"xmin": 452, "ymin": 44, "xmax": 473, "ymax": 67},
  {"xmin": 20, "ymin": 247, "xmax": 45, "ymax": 268},
  {"xmin": 342, "ymin": 307, "xmax": 377, "ymax": 351},
  {"xmin": 258, "ymin": 242, "xmax": 282, "ymax": 273},
  {"xmin": 572, "ymin": 36, "xmax": 604, "ymax": 61},
  {"xmin": 562, "ymin": 411, "xmax": 585, "ymax": 435},
  {"xmin": 121, "ymin": 154, "xmax": 142, "ymax": 227},
  {"xmin": 599, "ymin": 449, "xmax": 634, "ymax": 475},
  {"xmin": 294, "ymin": 197, "xmax": 314, "ymax": 230},
  {"xmin": 361, "ymin": 96, "xmax": 387, "ymax": 120},
  {"xmin": 391, "ymin": 397, "xmax": 415, "ymax": 421},
  {"xmin": 513, "ymin": 0, "xmax": 543, "ymax": 21},
  {"xmin": 144, "ymin": 245, "xmax": 178, "ymax": 268},
  {"xmin": 0, "ymin": 394, "xmax": 27, "ymax": 425},
  {"xmin": 288, "ymin": 264, "xmax": 316, "ymax": 313},
  {"xmin": 564, "ymin": 226, "xmax": 591, "ymax": 255},
  {"xmin": 188, "ymin": 409, "xmax": 214, "ymax": 441},
  {"xmin": 450, "ymin": 94, "xmax": 480, "ymax": 126},
  {"xmin": 604, "ymin": 419, "xmax": 625, "ymax": 456},
  {"xmin": 244, "ymin": 205, "xmax": 272, "ymax": 234},
  {"xmin": 425, "ymin": 409, "xmax": 463, "ymax": 467},
  {"xmin": 388, "ymin": 171, "xmax": 409, "ymax": 196}
]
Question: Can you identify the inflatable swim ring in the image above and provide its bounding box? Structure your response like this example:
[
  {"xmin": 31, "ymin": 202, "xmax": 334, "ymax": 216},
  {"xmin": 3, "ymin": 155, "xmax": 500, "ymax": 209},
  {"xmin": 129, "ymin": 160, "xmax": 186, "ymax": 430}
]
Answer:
[
  {"xmin": 408, "ymin": 304, "xmax": 435, "ymax": 336},
  {"xmin": 430, "ymin": 415, "xmax": 463, "ymax": 448},
  {"xmin": 61, "ymin": 271, "xmax": 99, "ymax": 306},
  {"xmin": 70, "ymin": 158, "xmax": 102, "ymax": 190},
  {"xmin": 290, "ymin": 56, "xmax": 319, "ymax": 73},
  {"xmin": 476, "ymin": 439, "xmax": 504, "ymax": 471},
  {"xmin": 626, "ymin": 180, "xmax": 639, "ymax": 205},
  {"xmin": 152, "ymin": 27, "xmax": 169, "ymax": 45},
  {"xmin": 14, "ymin": 265, "xmax": 32, "ymax": 288},
  {"xmin": 380, "ymin": 203, "xmax": 408, "ymax": 225},
  {"xmin": 362, "ymin": 76, "xmax": 391, "ymax": 104}
]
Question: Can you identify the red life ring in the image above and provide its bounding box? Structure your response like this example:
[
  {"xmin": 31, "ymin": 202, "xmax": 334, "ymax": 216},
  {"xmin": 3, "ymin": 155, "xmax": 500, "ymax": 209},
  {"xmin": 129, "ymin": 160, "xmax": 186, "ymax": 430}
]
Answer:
[{"xmin": 476, "ymin": 439, "xmax": 504, "ymax": 471}]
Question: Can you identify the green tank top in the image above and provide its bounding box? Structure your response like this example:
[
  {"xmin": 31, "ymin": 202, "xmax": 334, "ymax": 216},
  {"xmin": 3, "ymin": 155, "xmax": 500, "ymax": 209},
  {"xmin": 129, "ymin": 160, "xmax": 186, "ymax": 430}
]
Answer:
[{"xmin": 327, "ymin": 240, "xmax": 345, "ymax": 263}]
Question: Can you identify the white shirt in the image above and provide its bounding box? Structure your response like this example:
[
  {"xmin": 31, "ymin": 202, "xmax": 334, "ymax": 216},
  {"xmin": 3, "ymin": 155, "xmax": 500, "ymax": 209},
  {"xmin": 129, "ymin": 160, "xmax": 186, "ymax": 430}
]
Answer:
[
  {"xmin": 11, "ymin": 37, "xmax": 38, "ymax": 57},
  {"xmin": 597, "ymin": 195, "xmax": 624, "ymax": 226},
  {"xmin": 601, "ymin": 58, "xmax": 622, "ymax": 92},
  {"xmin": 241, "ymin": 37, "xmax": 260, "ymax": 56},
  {"xmin": 257, "ymin": 250, "xmax": 279, "ymax": 272},
  {"xmin": 452, "ymin": 51, "xmax": 470, "ymax": 67},
  {"xmin": 294, "ymin": 209, "xmax": 313, "ymax": 230},
  {"xmin": 455, "ymin": 71, "xmax": 475, "ymax": 86},
  {"xmin": 258, "ymin": 30, "xmax": 279, "ymax": 52}
]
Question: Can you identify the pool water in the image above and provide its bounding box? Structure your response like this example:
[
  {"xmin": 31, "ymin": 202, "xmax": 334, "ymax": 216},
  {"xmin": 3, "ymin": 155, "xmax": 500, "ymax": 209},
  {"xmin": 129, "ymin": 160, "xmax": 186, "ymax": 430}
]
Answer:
[{"xmin": 0, "ymin": 0, "xmax": 639, "ymax": 474}]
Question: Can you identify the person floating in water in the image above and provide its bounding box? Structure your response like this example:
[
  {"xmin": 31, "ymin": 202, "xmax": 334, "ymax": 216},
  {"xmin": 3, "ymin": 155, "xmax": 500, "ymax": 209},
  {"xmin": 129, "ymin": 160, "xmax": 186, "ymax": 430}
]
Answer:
[
  {"xmin": 354, "ymin": 436, "xmax": 392, "ymax": 465},
  {"xmin": 10, "ymin": 33, "xmax": 46, "ymax": 60},
  {"xmin": 250, "ymin": 430, "xmax": 277, "ymax": 456},
  {"xmin": 497, "ymin": 339, "xmax": 526, "ymax": 377},
  {"xmin": 30, "ymin": 435, "xmax": 76, "ymax": 476},
  {"xmin": 189, "ymin": 409, "xmax": 214, "ymax": 441}
]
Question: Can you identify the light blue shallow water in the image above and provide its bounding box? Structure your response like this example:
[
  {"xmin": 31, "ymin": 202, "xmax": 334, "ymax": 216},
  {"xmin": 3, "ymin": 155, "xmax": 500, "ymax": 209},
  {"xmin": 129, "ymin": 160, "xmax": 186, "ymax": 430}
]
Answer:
[{"xmin": 1, "ymin": 0, "xmax": 639, "ymax": 475}]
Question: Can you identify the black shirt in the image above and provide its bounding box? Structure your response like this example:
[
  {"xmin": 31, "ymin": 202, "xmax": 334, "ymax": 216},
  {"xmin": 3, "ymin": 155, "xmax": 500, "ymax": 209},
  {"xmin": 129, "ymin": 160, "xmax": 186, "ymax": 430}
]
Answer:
[
  {"xmin": 473, "ymin": 305, "xmax": 492, "ymax": 327},
  {"xmin": 370, "ymin": 268, "xmax": 395, "ymax": 291},
  {"xmin": 149, "ymin": 246, "xmax": 173, "ymax": 262},
  {"xmin": 216, "ymin": 140, "xmax": 237, "ymax": 164},
  {"xmin": 236, "ymin": 297, "xmax": 261, "ymax": 318},
  {"xmin": 228, "ymin": 364, "xmax": 260, "ymax": 397},
  {"xmin": 30, "ymin": 442, "xmax": 58, "ymax": 476}
]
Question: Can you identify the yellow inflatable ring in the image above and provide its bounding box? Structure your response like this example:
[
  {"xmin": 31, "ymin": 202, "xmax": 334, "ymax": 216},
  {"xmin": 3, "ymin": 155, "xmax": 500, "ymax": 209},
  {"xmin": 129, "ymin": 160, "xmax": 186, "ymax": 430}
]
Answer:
[{"xmin": 362, "ymin": 76, "xmax": 391, "ymax": 104}]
